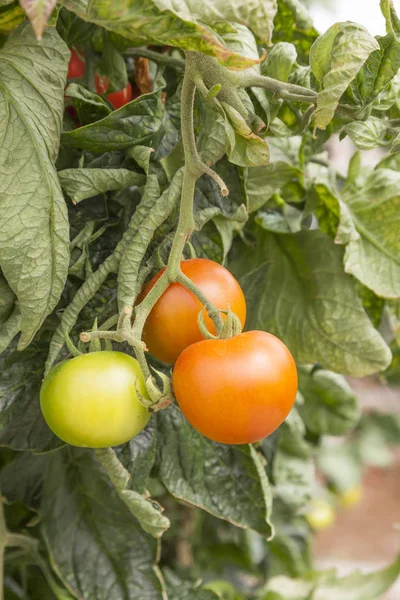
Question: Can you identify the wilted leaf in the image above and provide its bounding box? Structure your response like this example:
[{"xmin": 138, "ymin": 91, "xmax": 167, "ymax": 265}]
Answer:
[{"xmin": 20, "ymin": 0, "xmax": 57, "ymax": 39}]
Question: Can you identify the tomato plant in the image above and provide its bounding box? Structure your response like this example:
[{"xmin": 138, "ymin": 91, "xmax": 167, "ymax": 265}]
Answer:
[
  {"xmin": 140, "ymin": 258, "xmax": 246, "ymax": 363},
  {"xmin": 173, "ymin": 331, "xmax": 297, "ymax": 444},
  {"xmin": 40, "ymin": 351, "xmax": 150, "ymax": 447},
  {"xmin": 1, "ymin": 0, "xmax": 400, "ymax": 599}
]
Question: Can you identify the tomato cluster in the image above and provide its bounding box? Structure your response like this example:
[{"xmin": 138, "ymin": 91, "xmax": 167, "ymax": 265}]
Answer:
[
  {"xmin": 41, "ymin": 258, "xmax": 297, "ymax": 447},
  {"xmin": 67, "ymin": 48, "xmax": 137, "ymax": 109}
]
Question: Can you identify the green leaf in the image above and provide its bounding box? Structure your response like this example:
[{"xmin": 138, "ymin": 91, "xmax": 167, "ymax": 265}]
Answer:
[
  {"xmin": 262, "ymin": 42, "xmax": 297, "ymax": 82},
  {"xmin": 117, "ymin": 171, "xmax": 183, "ymax": 310},
  {"xmin": 310, "ymin": 22, "xmax": 379, "ymax": 129},
  {"xmin": 97, "ymin": 37, "xmax": 128, "ymax": 92},
  {"xmin": 59, "ymin": 168, "xmax": 145, "ymax": 203},
  {"xmin": 116, "ymin": 419, "xmax": 157, "ymax": 494},
  {"xmin": 128, "ymin": 145, "xmax": 154, "ymax": 174},
  {"xmin": 65, "ymin": 82, "xmax": 112, "ymax": 124},
  {"xmin": 0, "ymin": 3, "xmax": 25, "ymax": 35},
  {"xmin": 264, "ymin": 553, "xmax": 400, "ymax": 600},
  {"xmin": 164, "ymin": 573, "xmax": 218, "ymax": 600},
  {"xmin": 58, "ymin": 0, "xmax": 277, "ymax": 69},
  {"xmin": 272, "ymin": 0, "xmax": 318, "ymax": 63},
  {"xmin": 20, "ymin": 0, "xmax": 57, "ymax": 40},
  {"xmin": 0, "ymin": 451, "xmax": 49, "ymax": 510},
  {"xmin": 95, "ymin": 447, "xmax": 170, "ymax": 538},
  {"xmin": 298, "ymin": 366, "xmax": 360, "ymax": 436},
  {"xmin": 231, "ymin": 228, "xmax": 391, "ymax": 376},
  {"xmin": 156, "ymin": 404, "xmax": 273, "ymax": 538},
  {"xmin": 341, "ymin": 169, "xmax": 400, "ymax": 298},
  {"xmin": 0, "ymin": 24, "xmax": 70, "ymax": 348},
  {"xmin": 344, "ymin": 117, "xmax": 389, "ymax": 150},
  {"xmin": 0, "ymin": 341, "xmax": 63, "ymax": 452},
  {"xmin": 273, "ymin": 409, "xmax": 314, "ymax": 511},
  {"xmin": 41, "ymin": 448, "xmax": 165, "ymax": 600},
  {"xmin": 56, "ymin": 6, "xmax": 96, "ymax": 45},
  {"xmin": 0, "ymin": 270, "xmax": 15, "ymax": 325},
  {"xmin": 346, "ymin": 33, "xmax": 400, "ymax": 104},
  {"xmin": 244, "ymin": 162, "xmax": 302, "ymax": 212},
  {"xmin": 61, "ymin": 88, "xmax": 164, "ymax": 153}
]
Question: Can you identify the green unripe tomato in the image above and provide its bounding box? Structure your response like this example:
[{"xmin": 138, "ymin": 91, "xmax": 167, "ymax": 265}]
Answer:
[{"xmin": 40, "ymin": 351, "xmax": 150, "ymax": 448}]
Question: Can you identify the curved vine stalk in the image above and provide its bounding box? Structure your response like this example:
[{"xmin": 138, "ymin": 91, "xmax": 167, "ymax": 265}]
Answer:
[{"xmin": 80, "ymin": 50, "xmax": 317, "ymax": 408}]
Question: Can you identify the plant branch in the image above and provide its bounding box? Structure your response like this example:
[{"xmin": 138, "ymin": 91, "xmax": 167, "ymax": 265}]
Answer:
[
  {"xmin": 237, "ymin": 73, "xmax": 317, "ymax": 104},
  {"xmin": 123, "ymin": 47, "xmax": 185, "ymax": 70}
]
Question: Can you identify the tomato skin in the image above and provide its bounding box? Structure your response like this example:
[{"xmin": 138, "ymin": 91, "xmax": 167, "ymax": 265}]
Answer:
[
  {"xmin": 40, "ymin": 351, "xmax": 150, "ymax": 448},
  {"xmin": 67, "ymin": 48, "xmax": 85, "ymax": 79},
  {"xmin": 141, "ymin": 258, "xmax": 247, "ymax": 364},
  {"xmin": 94, "ymin": 75, "xmax": 134, "ymax": 109},
  {"xmin": 172, "ymin": 331, "xmax": 297, "ymax": 444},
  {"xmin": 306, "ymin": 499, "xmax": 336, "ymax": 530}
]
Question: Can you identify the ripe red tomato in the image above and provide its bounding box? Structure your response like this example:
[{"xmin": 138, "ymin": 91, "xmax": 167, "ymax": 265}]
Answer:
[
  {"xmin": 94, "ymin": 75, "xmax": 135, "ymax": 109},
  {"xmin": 67, "ymin": 48, "xmax": 85, "ymax": 79},
  {"xmin": 140, "ymin": 258, "xmax": 247, "ymax": 364},
  {"xmin": 172, "ymin": 331, "xmax": 298, "ymax": 444}
]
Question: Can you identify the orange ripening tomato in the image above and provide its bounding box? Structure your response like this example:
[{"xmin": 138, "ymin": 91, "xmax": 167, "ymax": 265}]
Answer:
[
  {"xmin": 172, "ymin": 331, "xmax": 298, "ymax": 444},
  {"xmin": 67, "ymin": 48, "xmax": 85, "ymax": 79},
  {"xmin": 140, "ymin": 258, "xmax": 247, "ymax": 364}
]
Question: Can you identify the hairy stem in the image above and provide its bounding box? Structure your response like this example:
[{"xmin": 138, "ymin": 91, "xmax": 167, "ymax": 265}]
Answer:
[{"xmin": 237, "ymin": 73, "xmax": 317, "ymax": 103}]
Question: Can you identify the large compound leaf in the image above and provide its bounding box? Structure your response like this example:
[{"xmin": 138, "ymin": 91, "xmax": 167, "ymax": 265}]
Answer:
[
  {"xmin": 0, "ymin": 24, "xmax": 70, "ymax": 348},
  {"xmin": 59, "ymin": 0, "xmax": 277, "ymax": 69},
  {"xmin": 41, "ymin": 448, "xmax": 164, "ymax": 600},
  {"xmin": 232, "ymin": 228, "xmax": 391, "ymax": 376},
  {"xmin": 156, "ymin": 404, "xmax": 273, "ymax": 538},
  {"xmin": 310, "ymin": 22, "xmax": 379, "ymax": 129}
]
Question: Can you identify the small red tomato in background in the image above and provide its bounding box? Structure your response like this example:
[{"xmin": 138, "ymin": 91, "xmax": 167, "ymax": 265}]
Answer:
[
  {"xmin": 140, "ymin": 258, "xmax": 247, "ymax": 364},
  {"xmin": 173, "ymin": 330, "xmax": 298, "ymax": 445},
  {"xmin": 68, "ymin": 48, "xmax": 85, "ymax": 79},
  {"xmin": 95, "ymin": 74, "xmax": 136, "ymax": 109}
]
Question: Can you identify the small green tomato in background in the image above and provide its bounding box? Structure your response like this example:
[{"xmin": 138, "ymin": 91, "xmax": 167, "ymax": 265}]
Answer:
[
  {"xmin": 40, "ymin": 351, "xmax": 150, "ymax": 448},
  {"xmin": 338, "ymin": 484, "xmax": 363, "ymax": 509},
  {"xmin": 305, "ymin": 498, "xmax": 336, "ymax": 531}
]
